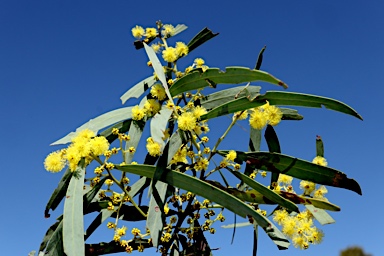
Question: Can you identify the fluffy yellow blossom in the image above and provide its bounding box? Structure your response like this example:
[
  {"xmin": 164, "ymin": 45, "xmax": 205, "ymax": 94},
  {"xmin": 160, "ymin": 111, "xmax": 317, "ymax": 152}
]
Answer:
[
  {"xmin": 293, "ymin": 236, "xmax": 308, "ymax": 250},
  {"xmin": 105, "ymin": 179, "xmax": 114, "ymax": 186},
  {"xmin": 161, "ymin": 24, "xmax": 175, "ymax": 37},
  {"xmin": 72, "ymin": 137, "xmax": 91, "ymax": 157},
  {"xmin": 143, "ymin": 99, "xmax": 161, "ymax": 116},
  {"xmin": 65, "ymin": 146, "xmax": 81, "ymax": 171},
  {"xmin": 300, "ymin": 180, "xmax": 316, "ymax": 195},
  {"xmin": 194, "ymin": 158, "xmax": 209, "ymax": 171},
  {"xmin": 116, "ymin": 226, "xmax": 127, "ymax": 236},
  {"xmin": 146, "ymin": 138, "xmax": 162, "ymax": 156},
  {"xmin": 192, "ymin": 106, "xmax": 207, "ymax": 120},
  {"xmin": 312, "ymin": 156, "xmax": 328, "ymax": 166},
  {"xmin": 177, "ymin": 112, "xmax": 197, "ymax": 131},
  {"xmin": 273, "ymin": 209, "xmax": 288, "ymax": 225},
  {"xmin": 313, "ymin": 185, "xmax": 328, "ymax": 199},
  {"xmin": 175, "ymin": 42, "xmax": 188, "ymax": 57},
  {"xmin": 278, "ymin": 174, "xmax": 293, "ymax": 185},
  {"xmin": 249, "ymin": 108, "xmax": 268, "ymax": 130},
  {"xmin": 151, "ymin": 84, "xmax": 167, "ymax": 100},
  {"xmin": 44, "ymin": 151, "xmax": 66, "ymax": 173},
  {"xmin": 89, "ymin": 136, "xmax": 110, "ymax": 156},
  {"xmin": 194, "ymin": 58, "xmax": 205, "ymax": 67},
  {"xmin": 131, "ymin": 105, "xmax": 146, "ymax": 121},
  {"xmin": 72, "ymin": 129, "xmax": 95, "ymax": 143},
  {"xmin": 225, "ymin": 150, "xmax": 237, "ymax": 161},
  {"xmin": 170, "ymin": 147, "xmax": 188, "ymax": 164},
  {"xmin": 264, "ymin": 103, "xmax": 283, "ymax": 126},
  {"xmin": 151, "ymin": 43, "xmax": 160, "ymax": 53},
  {"xmin": 131, "ymin": 25, "xmax": 145, "ymax": 39},
  {"xmin": 201, "ymin": 136, "xmax": 209, "ymax": 143},
  {"xmin": 162, "ymin": 47, "xmax": 178, "ymax": 62},
  {"xmin": 145, "ymin": 27, "xmax": 157, "ymax": 38}
]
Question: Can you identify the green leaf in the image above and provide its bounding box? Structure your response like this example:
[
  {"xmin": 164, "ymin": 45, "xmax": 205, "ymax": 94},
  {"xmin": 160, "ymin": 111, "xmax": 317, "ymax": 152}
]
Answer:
[
  {"xmin": 45, "ymin": 221, "xmax": 64, "ymax": 256},
  {"xmin": 83, "ymin": 176, "xmax": 107, "ymax": 209},
  {"xmin": 227, "ymin": 151, "xmax": 362, "ymax": 195},
  {"xmin": 201, "ymin": 91, "xmax": 362, "ymax": 121},
  {"xmin": 200, "ymin": 85, "xmax": 261, "ymax": 111},
  {"xmin": 100, "ymin": 119, "xmax": 132, "ymax": 144},
  {"xmin": 39, "ymin": 220, "xmax": 61, "ymax": 252},
  {"xmin": 120, "ymin": 76, "xmax": 156, "ymax": 104},
  {"xmin": 45, "ymin": 168, "xmax": 73, "ymax": 218},
  {"xmin": 228, "ymin": 170, "xmax": 299, "ymax": 213},
  {"xmin": 257, "ymin": 91, "xmax": 363, "ymax": 120},
  {"xmin": 316, "ymin": 135, "xmax": 324, "ymax": 157},
  {"xmin": 254, "ymin": 46, "xmax": 266, "ymax": 70},
  {"xmin": 63, "ymin": 163, "xmax": 86, "ymax": 256},
  {"xmin": 150, "ymin": 108, "xmax": 173, "ymax": 147},
  {"xmin": 125, "ymin": 120, "xmax": 146, "ymax": 164},
  {"xmin": 167, "ymin": 131, "xmax": 183, "ymax": 164},
  {"xmin": 173, "ymin": 24, "xmax": 188, "ymax": 37},
  {"xmin": 187, "ymin": 27, "xmax": 219, "ymax": 53},
  {"xmin": 170, "ymin": 67, "xmax": 287, "ymax": 97},
  {"xmin": 305, "ymin": 205, "xmax": 335, "ymax": 225},
  {"xmin": 279, "ymin": 107, "xmax": 303, "ymax": 120},
  {"xmin": 116, "ymin": 164, "xmax": 290, "ymax": 249},
  {"xmin": 143, "ymin": 43, "xmax": 173, "ymax": 101},
  {"xmin": 265, "ymin": 125, "xmax": 281, "ymax": 188},
  {"xmin": 51, "ymin": 107, "xmax": 133, "ymax": 145}
]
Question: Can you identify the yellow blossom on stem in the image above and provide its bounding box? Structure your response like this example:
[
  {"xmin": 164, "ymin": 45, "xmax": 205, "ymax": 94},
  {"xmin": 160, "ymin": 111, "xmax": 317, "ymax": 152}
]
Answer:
[
  {"xmin": 234, "ymin": 111, "xmax": 248, "ymax": 120},
  {"xmin": 116, "ymin": 226, "xmax": 127, "ymax": 236},
  {"xmin": 225, "ymin": 150, "xmax": 237, "ymax": 161},
  {"xmin": 300, "ymin": 180, "xmax": 316, "ymax": 195},
  {"xmin": 44, "ymin": 151, "xmax": 66, "ymax": 173},
  {"xmin": 175, "ymin": 42, "xmax": 189, "ymax": 57},
  {"xmin": 192, "ymin": 106, "xmax": 207, "ymax": 120},
  {"xmin": 312, "ymin": 156, "xmax": 328, "ymax": 166},
  {"xmin": 313, "ymin": 185, "xmax": 328, "ymax": 199},
  {"xmin": 249, "ymin": 108, "xmax": 268, "ymax": 130},
  {"xmin": 89, "ymin": 136, "xmax": 110, "ymax": 156},
  {"xmin": 162, "ymin": 47, "xmax": 177, "ymax": 62},
  {"xmin": 150, "ymin": 84, "xmax": 167, "ymax": 101},
  {"xmin": 131, "ymin": 227, "xmax": 141, "ymax": 236},
  {"xmin": 107, "ymin": 222, "xmax": 115, "ymax": 229},
  {"xmin": 194, "ymin": 58, "xmax": 205, "ymax": 67},
  {"xmin": 143, "ymin": 99, "xmax": 161, "ymax": 116},
  {"xmin": 145, "ymin": 27, "xmax": 157, "ymax": 38},
  {"xmin": 177, "ymin": 112, "xmax": 197, "ymax": 131},
  {"xmin": 194, "ymin": 158, "xmax": 209, "ymax": 171},
  {"xmin": 151, "ymin": 43, "xmax": 160, "ymax": 53},
  {"xmin": 146, "ymin": 138, "xmax": 162, "ymax": 156},
  {"xmin": 278, "ymin": 174, "xmax": 293, "ymax": 185},
  {"xmin": 161, "ymin": 24, "xmax": 175, "ymax": 38},
  {"xmin": 131, "ymin": 105, "xmax": 146, "ymax": 121},
  {"xmin": 131, "ymin": 25, "xmax": 145, "ymax": 39},
  {"xmin": 264, "ymin": 103, "xmax": 283, "ymax": 126}
]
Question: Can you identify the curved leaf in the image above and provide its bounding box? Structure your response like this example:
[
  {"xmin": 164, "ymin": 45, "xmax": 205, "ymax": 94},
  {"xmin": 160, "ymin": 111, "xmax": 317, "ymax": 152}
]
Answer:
[
  {"xmin": 150, "ymin": 108, "xmax": 173, "ymax": 147},
  {"xmin": 51, "ymin": 107, "xmax": 133, "ymax": 145},
  {"xmin": 170, "ymin": 67, "xmax": 288, "ymax": 97},
  {"xmin": 201, "ymin": 91, "xmax": 362, "ymax": 121},
  {"xmin": 63, "ymin": 164, "xmax": 85, "ymax": 256},
  {"xmin": 316, "ymin": 135, "xmax": 324, "ymax": 157},
  {"xmin": 45, "ymin": 168, "xmax": 73, "ymax": 218},
  {"xmin": 224, "ymin": 151, "xmax": 362, "ymax": 195},
  {"xmin": 228, "ymin": 169, "xmax": 299, "ymax": 213},
  {"xmin": 120, "ymin": 76, "xmax": 156, "ymax": 104},
  {"xmin": 187, "ymin": 27, "xmax": 219, "ymax": 53},
  {"xmin": 124, "ymin": 120, "xmax": 146, "ymax": 164},
  {"xmin": 116, "ymin": 164, "xmax": 290, "ymax": 249}
]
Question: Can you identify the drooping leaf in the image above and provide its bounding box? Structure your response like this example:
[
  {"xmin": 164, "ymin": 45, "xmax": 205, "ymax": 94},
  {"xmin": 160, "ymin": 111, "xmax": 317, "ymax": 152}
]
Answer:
[
  {"xmin": 265, "ymin": 125, "xmax": 281, "ymax": 188},
  {"xmin": 316, "ymin": 135, "xmax": 324, "ymax": 157},
  {"xmin": 305, "ymin": 205, "xmax": 335, "ymax": 225},
  {"xmin": 170, "ymin": 67, "xmax": 288, "ymax": 97},
  {"xmin": 120, "ymin": 76, "xmax": 156, "ymax": 104},
  {"xmin": 39, "ymin": 220, "xmax": 61, "ymax": 252},
  {"xmin": 63, "ymin": 163, "xmax": 86, "ymax": 256},
  {"xmin": 143, "ymin": 43, "xmax": 173, "ymax": 102},
  {"xmin": 117, "ymin": 164, "xmax": 290, "ymax": 249},
  {"xmin": 45, "ymin": 168, "xmax": 73, "ymax": 218},
  {"xmin": 187, "ymin": 27, "xmax": 219, "ymax": 53},
  {"xmin": 167, "ymin": 131, "xmax": 183, "ymax": 164},
  {"xmin": 228, "ymin": 169, "xmax": 299, "ymax": 213},
  {"xmin": 51, "ymin": 107, "xmax": 133, "ymax": 145},
  {"xmin": 201, "ymin": 91, "xmax": 362, "ymax": 121},
  {"xmin": 44, "ymin": 221, "xmax": 64, "ymax": 256},
  {"xmin": 226, "ymin": 151, "xmax": 362, "ymax": 195}
]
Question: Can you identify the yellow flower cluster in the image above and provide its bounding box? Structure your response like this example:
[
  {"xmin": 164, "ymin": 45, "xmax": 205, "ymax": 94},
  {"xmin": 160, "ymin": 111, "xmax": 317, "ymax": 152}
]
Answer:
[
  {"xmin": 44, "ymin": 129, "xmax": 110, "ymax": 172},
  {"xmin": 273, "ymin": 209, "xmax": 324, "ymax": 250},
  {"xmin": 131, "ymin": 25, "xmax": 158, "ymax": 39},
  {"xmin": 146, "ymin": 137, "xmax": 162, "ymax": 157},
  {"xmin": 300, "ymin": 156, "xmax": 328, "ymax": 197},
  {"xmin": 249, "ymin": 101, "xmax": 283, "ymax": 130},
  {"xmin": 162, "ymin": 42, "xmax": 189, "ymax": 63}
]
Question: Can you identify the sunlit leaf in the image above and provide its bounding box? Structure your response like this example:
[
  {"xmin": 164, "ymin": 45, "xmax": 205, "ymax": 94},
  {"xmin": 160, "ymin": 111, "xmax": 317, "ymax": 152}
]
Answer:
[
  {"xmin": 225, "ymin": 151, "xmax": 362, "ymax": 195},
  {"xmin": 170, "ymin": 67, "xmax": 287, "ymax": 97},
  {"xmin": 63, "ymin": 164, "xmax": 85, "ymax": 256},
  {"xmin": 187, "ymin": 27, "xmax": 219, "ymax": 53},
  {"xmin": 120, "ymin": 76, "xmax": 156, "ymax": 104},
  {"xmin": 305, "ymin": 205, "xmax": 335, "ymax": 225},
  {"xmin": 51, "ymin": 107, "xmax": 133, "ymax": 145}
]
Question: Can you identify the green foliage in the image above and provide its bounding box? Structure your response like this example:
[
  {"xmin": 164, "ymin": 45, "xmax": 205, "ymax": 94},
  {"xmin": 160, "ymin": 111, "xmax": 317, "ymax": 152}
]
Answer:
[{"xmin": 39, "ymin": 22, "xmax": 363, "ymax": 256}]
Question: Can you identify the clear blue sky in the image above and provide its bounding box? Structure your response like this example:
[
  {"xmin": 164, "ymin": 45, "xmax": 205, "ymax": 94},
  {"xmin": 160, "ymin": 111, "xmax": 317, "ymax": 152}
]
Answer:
[{"xmin": 1, "ymin": 1, "xmax": 382, "ymax": 255}]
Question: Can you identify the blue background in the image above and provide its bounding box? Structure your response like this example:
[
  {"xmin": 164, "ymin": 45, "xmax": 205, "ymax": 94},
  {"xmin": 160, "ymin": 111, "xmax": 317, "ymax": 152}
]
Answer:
[{"xmin": 0, "ymin": 1, "xmax": 382, "ymax": 255}]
